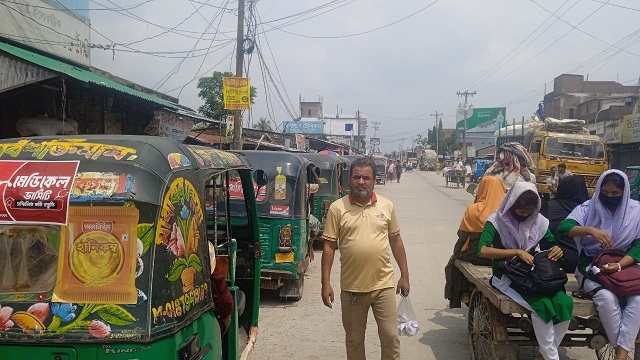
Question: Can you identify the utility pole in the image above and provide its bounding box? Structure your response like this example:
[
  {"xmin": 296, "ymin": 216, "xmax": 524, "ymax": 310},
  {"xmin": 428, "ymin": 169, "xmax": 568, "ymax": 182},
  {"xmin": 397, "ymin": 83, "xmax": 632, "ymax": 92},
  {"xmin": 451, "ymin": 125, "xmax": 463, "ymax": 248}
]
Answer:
[
  {"xmin": 232, "ymin": 0, "xmax": 246, "ymax": 150},
  {"xmin": 457, "ymin": 90, "xmax": 476, "ymax": 160},
  {"xmin": 399, "ymin": 138, "xmax": 405, "ymax": 163},
  {"xmin": 430, "ymin": 111, "xmax": 442, "ymax": 156},
  {"xmin": 371, "ymin": 121, "xmax": 381, "ymax": 154}
]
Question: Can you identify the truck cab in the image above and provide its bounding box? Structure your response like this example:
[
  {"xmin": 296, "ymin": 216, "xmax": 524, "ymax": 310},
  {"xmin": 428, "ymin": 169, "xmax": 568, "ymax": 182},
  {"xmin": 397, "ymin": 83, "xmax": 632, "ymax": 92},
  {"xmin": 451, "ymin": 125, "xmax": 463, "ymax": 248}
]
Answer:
[{"xmin": 528, "ymin": 131, "xmax": 607, "ymax": 196}]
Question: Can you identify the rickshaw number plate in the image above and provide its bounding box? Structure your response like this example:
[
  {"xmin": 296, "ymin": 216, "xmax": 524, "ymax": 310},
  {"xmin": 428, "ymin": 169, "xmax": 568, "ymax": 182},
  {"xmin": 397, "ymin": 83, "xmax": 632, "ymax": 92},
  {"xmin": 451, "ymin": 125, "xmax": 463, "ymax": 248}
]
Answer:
[{"xmin": 275, "ymin": 252, "xmax": 294, "ymax": 263}]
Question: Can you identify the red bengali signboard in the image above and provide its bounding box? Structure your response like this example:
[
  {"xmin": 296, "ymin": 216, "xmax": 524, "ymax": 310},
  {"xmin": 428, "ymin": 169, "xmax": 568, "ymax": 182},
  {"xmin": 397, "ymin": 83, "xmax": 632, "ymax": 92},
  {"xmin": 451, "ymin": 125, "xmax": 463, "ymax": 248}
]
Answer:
[
  {"xmin": 228, "ymin": 178, "xmax": 265, "ymax": 202},
  {"xmin": 0, "ymin": 160, "xmax": 79, "ymax": 225}
]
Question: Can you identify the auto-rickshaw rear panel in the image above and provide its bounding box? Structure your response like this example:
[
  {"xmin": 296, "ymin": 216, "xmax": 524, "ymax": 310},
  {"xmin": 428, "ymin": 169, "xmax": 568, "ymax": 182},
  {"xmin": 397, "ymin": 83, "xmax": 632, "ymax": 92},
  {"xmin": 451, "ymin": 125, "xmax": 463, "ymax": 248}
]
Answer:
[{"xmin": 0, "ymin": 136, "xmax": 257, "ymax": 359}]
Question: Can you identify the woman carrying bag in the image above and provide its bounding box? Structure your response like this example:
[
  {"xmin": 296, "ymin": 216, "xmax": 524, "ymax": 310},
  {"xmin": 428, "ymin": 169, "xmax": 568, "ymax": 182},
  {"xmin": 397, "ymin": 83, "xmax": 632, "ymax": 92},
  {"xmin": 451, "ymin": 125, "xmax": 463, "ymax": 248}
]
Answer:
[
  {"xmin": 478, "ymin": 182, "xmax": 572, "ymax": 360},
  {"xmin": 445, "ymin": 176, "xmax": 505, "ymax": 308},
  {"xmin": 557, "ymin": 170, "xmax": 640, "ymax": 360}
]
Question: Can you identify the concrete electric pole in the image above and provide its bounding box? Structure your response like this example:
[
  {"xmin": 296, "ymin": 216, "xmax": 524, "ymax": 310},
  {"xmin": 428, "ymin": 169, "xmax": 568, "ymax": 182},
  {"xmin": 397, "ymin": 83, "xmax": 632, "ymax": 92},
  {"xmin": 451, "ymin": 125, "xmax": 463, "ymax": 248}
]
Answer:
[
  {"xmin": 430, "ymin": 111, "xmax": 442, "ymax": 156},
  {"xmin": 371, "ymin": 121, "xmax": 381, "ymax": 154},
  {"xmin": 457, "ymin": 90, "xmax": 476, "ymax": 160},
  {"xmin": 232, "ymin": 0, "xmax": 245, "ymax": 150}
]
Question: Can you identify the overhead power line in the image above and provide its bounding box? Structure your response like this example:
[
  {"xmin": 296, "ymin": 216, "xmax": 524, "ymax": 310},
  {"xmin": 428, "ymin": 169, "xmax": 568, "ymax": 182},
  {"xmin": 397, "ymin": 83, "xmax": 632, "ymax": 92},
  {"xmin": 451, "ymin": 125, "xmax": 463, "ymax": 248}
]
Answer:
[{"xmin": 266, "ymin": 0, "xmax": 440, "ymax": 39}]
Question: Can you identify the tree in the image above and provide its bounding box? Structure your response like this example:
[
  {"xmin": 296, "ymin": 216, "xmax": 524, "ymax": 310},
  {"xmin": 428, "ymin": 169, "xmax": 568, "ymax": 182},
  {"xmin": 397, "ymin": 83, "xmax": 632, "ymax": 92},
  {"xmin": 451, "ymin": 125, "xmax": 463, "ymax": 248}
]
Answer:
[
  {"xmin": 197, "ymin": 71, "xmax": 257, "ymax": 120},
  {"xmin": 253, "ymin": 117, "xmax": 272, "ymax": 131}
]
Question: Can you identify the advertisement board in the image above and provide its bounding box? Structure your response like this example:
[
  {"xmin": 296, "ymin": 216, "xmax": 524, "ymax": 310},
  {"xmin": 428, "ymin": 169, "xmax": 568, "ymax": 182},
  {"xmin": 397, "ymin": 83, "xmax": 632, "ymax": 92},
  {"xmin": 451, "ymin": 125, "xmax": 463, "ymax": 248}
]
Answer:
[
  {"xmin": 283, "ymin": 121, "xmax": 324, "ymax": 134},
  {"xmin": 144, "ymin": 110, "xmax": 195, "ymax": 141},
  {"xmin": 622, "ymin": 113, "xmax": 640, "ymax": 144},
  {"xmin": 370, "ymin": 137, "xmax": 380, "ymax": 145},
  {"xmin": 456, "ymin": 107, "xmax": 506, "ymax": 131},
  {"xmin": 0, "ymin": 160, "xmax": 79, "ymax": 224},
  {"xmin": 0, "ymin": 0, "xmax": 91, "ymax": 66},
  {"xmin": 223, "ymin": 77, "xmax": 251, "ymax": 110}
]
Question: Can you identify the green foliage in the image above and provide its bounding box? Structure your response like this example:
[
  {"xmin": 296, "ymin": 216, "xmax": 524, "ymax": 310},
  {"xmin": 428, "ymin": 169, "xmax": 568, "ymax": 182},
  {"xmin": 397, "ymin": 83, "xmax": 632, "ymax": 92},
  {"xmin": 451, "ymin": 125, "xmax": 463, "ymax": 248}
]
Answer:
[
  {"xmin": 253, "ymin": 117, "xmax": 273, "ymax": 131},
  {"xmin": 197, "ymin": 71, "xmax": 257, "ymax": 120}
]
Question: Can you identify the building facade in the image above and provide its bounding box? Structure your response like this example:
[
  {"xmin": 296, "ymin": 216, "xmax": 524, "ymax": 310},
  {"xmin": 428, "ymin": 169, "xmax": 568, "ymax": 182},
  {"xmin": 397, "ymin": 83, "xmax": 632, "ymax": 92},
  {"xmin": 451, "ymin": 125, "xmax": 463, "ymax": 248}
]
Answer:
[{"xmin": 543, "ymin": 74, "xmax": 640, "ymax": 170}]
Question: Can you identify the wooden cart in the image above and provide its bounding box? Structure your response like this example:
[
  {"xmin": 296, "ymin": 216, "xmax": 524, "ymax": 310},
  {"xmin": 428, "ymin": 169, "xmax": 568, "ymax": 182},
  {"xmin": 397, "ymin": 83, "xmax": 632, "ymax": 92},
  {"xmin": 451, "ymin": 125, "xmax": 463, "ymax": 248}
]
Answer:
[
  {"xmin": 445, "ymin": 169, "xmax": 459, "ymax": 188},
  {"xmin": 455, "ymin": 260, "xmax": 639, "ymax": 360}
]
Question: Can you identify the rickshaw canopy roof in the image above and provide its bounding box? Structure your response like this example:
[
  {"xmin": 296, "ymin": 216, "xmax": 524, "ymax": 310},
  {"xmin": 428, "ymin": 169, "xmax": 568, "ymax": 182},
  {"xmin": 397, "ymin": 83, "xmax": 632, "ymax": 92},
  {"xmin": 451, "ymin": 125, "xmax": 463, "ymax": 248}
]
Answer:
[
  {"xmin": 299, "ymin": 153, "xmax": 345, "ymax": 170},
  {"xmin": 0, "ymin": 135, "xmax": 252, "ymax": 205},
  {"xmin": 236, "ymin": 150, "xmax": 312, "ymax": 178}
]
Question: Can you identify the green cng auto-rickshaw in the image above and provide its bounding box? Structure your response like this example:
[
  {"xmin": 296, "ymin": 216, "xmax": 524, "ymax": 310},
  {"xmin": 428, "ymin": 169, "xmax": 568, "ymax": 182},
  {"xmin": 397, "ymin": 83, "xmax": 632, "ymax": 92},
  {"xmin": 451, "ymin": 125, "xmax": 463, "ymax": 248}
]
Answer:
[
  {"xmin": 299, "ymin": 154, "xmax": 345, "ymax": 238},
  {"xmin": 0, "ymin": 136, "xmax": 264, "ymax": 360},
  {"xmin": 626, "ymin": 166, "xmax": 640, "ymax": 201},
  {"xmin": 233, "ymin": 151, "xmax": 313, "ymax": 301},
  {"xmin": 374, "ymin": 156, "xmax": 388, "ymax": 185}
]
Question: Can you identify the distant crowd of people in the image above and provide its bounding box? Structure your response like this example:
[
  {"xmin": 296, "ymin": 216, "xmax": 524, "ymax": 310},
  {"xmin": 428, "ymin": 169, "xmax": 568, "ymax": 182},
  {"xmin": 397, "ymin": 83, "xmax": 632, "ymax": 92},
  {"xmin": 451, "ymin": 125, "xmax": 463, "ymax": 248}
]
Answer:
[{"xmin": 386, "ymin": 159, "xmax": 414, "ymax": 183}]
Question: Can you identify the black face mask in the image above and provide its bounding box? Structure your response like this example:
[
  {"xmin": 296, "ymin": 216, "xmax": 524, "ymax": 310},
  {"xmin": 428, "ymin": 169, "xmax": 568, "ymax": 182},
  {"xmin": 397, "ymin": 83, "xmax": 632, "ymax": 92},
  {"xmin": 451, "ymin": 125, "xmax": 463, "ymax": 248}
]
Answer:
[
  {"xmin": 599, "ymin": 194, "xmax": 623, "ymax": 208},
  {"xmin": 510, "ymin": 208, "xmax": 531, "ymax": 222}
]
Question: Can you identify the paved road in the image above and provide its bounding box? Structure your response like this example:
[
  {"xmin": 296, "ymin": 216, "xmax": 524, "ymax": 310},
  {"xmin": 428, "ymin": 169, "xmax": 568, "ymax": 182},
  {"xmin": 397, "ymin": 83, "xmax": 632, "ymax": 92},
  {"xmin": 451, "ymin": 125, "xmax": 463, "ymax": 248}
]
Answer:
[{"xmin": 250, "ymin": 170, "xmax": 597, "ymax": 359}]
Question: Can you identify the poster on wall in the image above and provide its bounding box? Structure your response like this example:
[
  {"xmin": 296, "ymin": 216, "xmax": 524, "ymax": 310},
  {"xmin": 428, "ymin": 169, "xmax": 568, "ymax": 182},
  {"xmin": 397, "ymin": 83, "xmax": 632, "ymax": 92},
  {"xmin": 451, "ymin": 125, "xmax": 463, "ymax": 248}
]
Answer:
[
  {"xmin": 144, "ymin": 111, "xmax": 195, "ymax": 141},
  {"xmin": 0, "ymin": 160, "xmax": 79, "ymax": 225}
]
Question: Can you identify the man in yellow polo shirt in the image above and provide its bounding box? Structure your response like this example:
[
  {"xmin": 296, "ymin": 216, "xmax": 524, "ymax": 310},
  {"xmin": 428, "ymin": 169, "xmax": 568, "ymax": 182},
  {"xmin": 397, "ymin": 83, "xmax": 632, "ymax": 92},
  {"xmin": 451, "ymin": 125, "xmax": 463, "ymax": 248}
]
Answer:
[{"xmin": 321, "ymin": 156, "xmax": 410, "ymax": 360}]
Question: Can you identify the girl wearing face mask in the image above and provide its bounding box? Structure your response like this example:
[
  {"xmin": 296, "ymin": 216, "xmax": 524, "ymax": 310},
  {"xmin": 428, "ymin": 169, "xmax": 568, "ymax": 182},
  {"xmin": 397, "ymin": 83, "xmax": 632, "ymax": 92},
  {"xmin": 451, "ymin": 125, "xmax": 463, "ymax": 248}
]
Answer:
[
  {"xmin": 557, "ymin": 170, "xmax": 640, "ymax": 360},
  {"xmin": 478, "ymin": 182, "xmax": 571, "ymax": 360}
]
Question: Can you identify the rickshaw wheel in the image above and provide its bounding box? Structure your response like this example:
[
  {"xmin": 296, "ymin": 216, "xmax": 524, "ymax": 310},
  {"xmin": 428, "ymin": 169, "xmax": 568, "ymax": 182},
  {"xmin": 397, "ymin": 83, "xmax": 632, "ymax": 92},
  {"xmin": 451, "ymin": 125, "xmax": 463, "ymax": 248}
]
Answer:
[
  {"xmin": 467, "ymin": 290, "xmax": 517, "ymax": 359},
  {"xmin": 595, "ymin": 343, "xmax": 636, "ymax": 360},
  {"xmin": 468, "ymin": 290, "xmax": 499, "ymax": 360}
]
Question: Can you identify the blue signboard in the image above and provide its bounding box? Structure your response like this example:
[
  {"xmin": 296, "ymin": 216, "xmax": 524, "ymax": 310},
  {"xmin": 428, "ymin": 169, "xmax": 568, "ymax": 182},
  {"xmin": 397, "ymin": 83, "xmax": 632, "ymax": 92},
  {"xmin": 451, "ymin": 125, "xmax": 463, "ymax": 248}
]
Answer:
[{"xmin": 283, "ymin": 121, "xmax": 324, "ymax": 134}]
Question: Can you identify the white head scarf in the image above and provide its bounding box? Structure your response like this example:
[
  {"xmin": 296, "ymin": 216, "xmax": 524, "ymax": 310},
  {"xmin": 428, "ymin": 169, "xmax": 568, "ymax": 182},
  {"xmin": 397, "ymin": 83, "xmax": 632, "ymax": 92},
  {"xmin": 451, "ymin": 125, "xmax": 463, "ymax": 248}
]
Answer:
[
  {"xmin": 487, "ymin": 182, "xmax": 549, "ymax": 251},
  {"xmin": 567, "ymin": 169, "xmax": 640, "ymax": 256}
]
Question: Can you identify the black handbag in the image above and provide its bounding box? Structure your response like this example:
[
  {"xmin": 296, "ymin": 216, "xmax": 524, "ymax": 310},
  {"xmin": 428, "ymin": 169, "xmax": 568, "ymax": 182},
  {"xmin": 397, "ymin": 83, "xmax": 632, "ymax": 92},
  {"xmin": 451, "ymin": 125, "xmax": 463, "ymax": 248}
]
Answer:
[{"xmin": 499, "ymin": 250, "xmax": 568, "ymax": 296}]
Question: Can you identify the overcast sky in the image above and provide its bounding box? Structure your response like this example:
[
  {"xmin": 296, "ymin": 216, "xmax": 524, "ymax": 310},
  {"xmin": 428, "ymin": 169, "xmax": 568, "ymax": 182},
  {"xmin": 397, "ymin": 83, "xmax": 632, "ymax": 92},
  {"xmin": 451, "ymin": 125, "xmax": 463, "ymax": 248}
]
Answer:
[{"xmin": 89, "ymin": 0, "xmax": 640, "ymax": 153}]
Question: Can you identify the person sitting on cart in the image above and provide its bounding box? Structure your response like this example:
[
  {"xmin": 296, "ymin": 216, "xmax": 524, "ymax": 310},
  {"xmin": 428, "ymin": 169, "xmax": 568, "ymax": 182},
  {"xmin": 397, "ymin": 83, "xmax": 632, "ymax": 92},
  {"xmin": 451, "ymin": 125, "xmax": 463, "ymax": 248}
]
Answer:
[
  {"xmin": 539, "ymin": 175, "xmax": 589, "ymax": 273},
  {"xmin": 557, "ymin": 170, "xmax": 640, "ymax": 360},
  {"xmin": 445, "ymin": 176, "xmax": 505, "ymax": 308},
  {"xmin": 478, "ymin": 182, "xmax": 572, "ymax": 360}
]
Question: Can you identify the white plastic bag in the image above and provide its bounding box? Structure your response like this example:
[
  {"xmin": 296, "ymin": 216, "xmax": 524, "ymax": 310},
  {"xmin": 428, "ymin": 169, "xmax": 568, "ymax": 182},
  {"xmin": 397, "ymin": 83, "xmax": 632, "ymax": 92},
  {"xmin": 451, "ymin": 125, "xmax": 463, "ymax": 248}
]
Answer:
[{"xmin": 397, "ymin": 296, "xmax": 419, "ymax": 336}]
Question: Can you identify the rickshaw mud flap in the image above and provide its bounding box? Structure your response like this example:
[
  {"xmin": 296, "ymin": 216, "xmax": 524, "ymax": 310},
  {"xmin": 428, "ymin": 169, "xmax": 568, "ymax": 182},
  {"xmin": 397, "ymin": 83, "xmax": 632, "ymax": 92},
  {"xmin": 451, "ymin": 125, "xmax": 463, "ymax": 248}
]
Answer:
[{"xmin": 239, "ymin": 326, "xmax": 258, "ymax": 360}]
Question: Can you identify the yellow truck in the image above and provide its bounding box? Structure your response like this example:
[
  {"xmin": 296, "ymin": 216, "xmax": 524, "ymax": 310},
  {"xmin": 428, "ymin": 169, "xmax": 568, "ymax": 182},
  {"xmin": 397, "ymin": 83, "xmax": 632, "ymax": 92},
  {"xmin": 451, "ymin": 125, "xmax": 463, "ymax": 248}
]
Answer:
[{"xmin": 496, "ymin": 119, "xmax": 608, "ymax": 197}]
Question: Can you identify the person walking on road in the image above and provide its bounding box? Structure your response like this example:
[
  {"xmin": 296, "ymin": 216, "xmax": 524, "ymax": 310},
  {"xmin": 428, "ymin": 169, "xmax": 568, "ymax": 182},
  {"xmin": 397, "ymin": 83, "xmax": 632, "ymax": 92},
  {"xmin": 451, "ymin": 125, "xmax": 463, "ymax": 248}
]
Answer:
[
  {"xmin": 395, "ymin": 159, "xmax": 403, "ymax": 183},
  {"xmin": 454, "ymin": 158, "xmax": 464, "ymax": 188},
  {"xmin": 321, "ymin": 156, "xmax": 410, "ymax": 360},
  {"xmin": 387, "ymin": 160, "xmax": 395, "ymax": 182}
]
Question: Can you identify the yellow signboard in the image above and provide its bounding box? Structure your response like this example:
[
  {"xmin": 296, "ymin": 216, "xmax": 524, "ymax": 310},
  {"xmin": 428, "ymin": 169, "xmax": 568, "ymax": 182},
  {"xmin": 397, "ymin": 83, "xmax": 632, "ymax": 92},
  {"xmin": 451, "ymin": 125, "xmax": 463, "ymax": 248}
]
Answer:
[
  {"xmin": 223, "ymin": 77, "xmax": 251, "ymax": 110},
  {"xmin": 622, "ymin": 113, "xmax": 640, "ymax": 144}
]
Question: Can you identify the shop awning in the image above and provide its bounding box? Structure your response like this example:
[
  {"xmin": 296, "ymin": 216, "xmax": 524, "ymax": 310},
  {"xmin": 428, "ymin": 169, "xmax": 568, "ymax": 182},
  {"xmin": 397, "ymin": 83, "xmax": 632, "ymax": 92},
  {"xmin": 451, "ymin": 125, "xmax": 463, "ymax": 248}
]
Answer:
[{"xmin": 0, "ymin": 41, "xmax": 182, "ymax": 110}]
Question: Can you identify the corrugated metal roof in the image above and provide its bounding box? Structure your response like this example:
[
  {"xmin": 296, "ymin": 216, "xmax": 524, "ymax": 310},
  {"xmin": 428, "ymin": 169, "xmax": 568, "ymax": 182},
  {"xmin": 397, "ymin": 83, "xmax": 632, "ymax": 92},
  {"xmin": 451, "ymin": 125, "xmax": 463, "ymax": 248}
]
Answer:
[{"xmin": 0, "ymin": 41, "xmax": 181, "ymax": 110}]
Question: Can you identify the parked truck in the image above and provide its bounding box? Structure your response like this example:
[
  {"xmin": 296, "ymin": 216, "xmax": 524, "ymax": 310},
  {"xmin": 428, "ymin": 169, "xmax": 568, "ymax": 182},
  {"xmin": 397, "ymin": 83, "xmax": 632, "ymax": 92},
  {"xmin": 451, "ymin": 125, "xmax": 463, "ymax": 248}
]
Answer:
[{"xmin": 495, "ymin": 118, "xmax": 608, "ymax": 197}]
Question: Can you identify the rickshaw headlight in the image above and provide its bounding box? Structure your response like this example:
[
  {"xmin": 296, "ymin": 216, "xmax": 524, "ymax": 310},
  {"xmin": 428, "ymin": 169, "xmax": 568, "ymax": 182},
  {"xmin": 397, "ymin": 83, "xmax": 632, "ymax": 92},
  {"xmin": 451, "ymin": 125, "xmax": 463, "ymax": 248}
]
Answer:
[{"xmin": 279, "ymin": 225, "xmax": 293, "ymax": 252}]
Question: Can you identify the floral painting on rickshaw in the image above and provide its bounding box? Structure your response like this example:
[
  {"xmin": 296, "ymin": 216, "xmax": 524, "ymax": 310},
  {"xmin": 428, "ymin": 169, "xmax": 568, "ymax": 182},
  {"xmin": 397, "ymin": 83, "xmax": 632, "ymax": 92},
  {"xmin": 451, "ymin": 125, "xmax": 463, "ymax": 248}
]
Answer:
[{"xmin": 156, "ymin": 177, "xmax": 204, "ymax": 292}]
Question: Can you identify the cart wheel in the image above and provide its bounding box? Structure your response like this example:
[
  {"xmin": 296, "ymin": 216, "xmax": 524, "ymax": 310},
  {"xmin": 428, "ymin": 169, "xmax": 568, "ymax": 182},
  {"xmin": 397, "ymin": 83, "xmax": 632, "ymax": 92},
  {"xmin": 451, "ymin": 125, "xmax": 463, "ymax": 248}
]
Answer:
[
  {"xmin": 595, "ymin": 344, "xmax": 635, "ymax": 360},
  {"xmin": 468, "ymin": 290, "xmax": 517, "ymax": 360}
]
